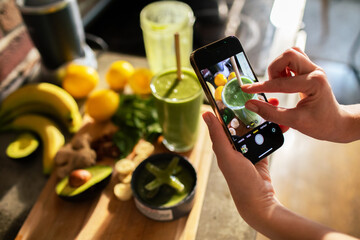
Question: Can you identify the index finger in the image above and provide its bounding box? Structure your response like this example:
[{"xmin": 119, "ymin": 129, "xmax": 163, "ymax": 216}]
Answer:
[
  {"xmin": 268, "ymin": 48, "xmax": 318, "ymax": 79},
  {"xmin": 242, "ymin": 73, "xmax": 312, "ymax": 94}
]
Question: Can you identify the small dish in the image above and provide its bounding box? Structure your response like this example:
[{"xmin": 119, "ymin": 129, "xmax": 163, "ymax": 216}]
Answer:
[{"xmin": 131, "ymin": 153, "xmax": 197, "ymax": 221}]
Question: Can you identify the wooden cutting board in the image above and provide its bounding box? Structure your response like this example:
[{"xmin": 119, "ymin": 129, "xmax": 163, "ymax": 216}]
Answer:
[{"xmin": 16, "ymin": 105, "xmax": 213, "ymax": 240}]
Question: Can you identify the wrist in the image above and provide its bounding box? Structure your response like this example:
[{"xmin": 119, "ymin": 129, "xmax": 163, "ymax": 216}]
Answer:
[
  {"xmin": 339, "ymin": 104, "xmax": 360, "ymax": 142},
  {"xmin": 237, "ymin": 194, "xmax": 280, "ymax": 230},
  {"xmin": 247, "ymin": 202, "xmax": 336, "ymax": 240},
  {"xmin": 239, "ymin": 199, "xmax": 288, "ymax": 239}
]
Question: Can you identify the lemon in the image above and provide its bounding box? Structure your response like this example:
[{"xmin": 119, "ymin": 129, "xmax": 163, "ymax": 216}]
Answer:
[
  {"xmin": 214, "ymin": 73, "xmax": 227, "ymax": 86},
  {"xmin": 62, "ymin": 64, "xmax": 99, "ymax": 99},
  {"xmin": 128, "ymin": 68, "xmax": 153, "ymax": 95},
  {"xmin": 106, "ymin": 60, "xmax": 135, "ymax": 91},
  {"xmin": 228, "ymin": 72, "xmax": 236, "ymax": 80},
  {"xmin": 85, "ymin": 89, "xmax": 120, "ymax": 122},
  {"xmin": 215, "ymin": 86, "xmax": 224, "ymax": 101}
]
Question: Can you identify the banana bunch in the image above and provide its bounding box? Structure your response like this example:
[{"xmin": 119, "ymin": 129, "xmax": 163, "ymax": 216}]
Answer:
[
  {"xmin": 3, "ymin": 114, "xmax": 65, "ymax": 174},
  {"xmin": 0, "ymin": 82, "xmax": 83, "ymax": 175},
  {"xmin": 0, "ymin": 82, "xmax": 82, "ymax": 133}
]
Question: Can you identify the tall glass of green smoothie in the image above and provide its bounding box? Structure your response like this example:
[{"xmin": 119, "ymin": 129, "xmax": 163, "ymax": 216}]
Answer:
[
  {"xmin": 150, "ymin": 68, "xmax": 203, "ymax": 152},
  {"xmin": 222, "ymin": 76, "xmax": 261, "ymax": 128},
  {"xmin": 140, "ymin": 1, "xmax": 195, "ymax": 74}
]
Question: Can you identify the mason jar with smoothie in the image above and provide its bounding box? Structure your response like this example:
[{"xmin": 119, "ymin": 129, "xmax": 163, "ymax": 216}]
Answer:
[
  {"xmin": 222, "ymin": 76, "xmax": 262, "ymax": 128},
  {"xmin": 150, "ymin": 68, "xmax": 203, "ymax": 152}
]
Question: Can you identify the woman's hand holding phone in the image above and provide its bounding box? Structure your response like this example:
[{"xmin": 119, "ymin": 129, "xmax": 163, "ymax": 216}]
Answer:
[
  {"xmin": 242, "ymin": 47, "xmax": 360, "ymax": 143},
  {"xmin": 202, "ymin": 97, "xmax": 287, "ymax": 226},
  {"xmin": 203, "ymin": 98, "xmax": 358, "ymax": 240},
  {"xmin": 202, "ymin": 111, "xmax": 277, "ymax": 225}
]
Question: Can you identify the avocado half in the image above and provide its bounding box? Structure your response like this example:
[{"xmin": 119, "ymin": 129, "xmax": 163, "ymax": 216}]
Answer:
[
  {"xmin": 56, "ymin": 165, "xmax": 113, "ymax": 201},
  {"xmin": 6, "ymin": 132, "xmax": 39, "ymax": 160}
]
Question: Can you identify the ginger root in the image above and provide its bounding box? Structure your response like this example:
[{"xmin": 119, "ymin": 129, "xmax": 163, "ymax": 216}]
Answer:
[{"xmin": 54, "ymin": 133, "xmax": 96, "ymax": 179}]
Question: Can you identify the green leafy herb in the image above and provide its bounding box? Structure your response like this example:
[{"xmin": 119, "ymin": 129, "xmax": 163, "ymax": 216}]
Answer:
[{"xmin": 112, "ymin": 95, "xmax": 162, "ymax": 158}]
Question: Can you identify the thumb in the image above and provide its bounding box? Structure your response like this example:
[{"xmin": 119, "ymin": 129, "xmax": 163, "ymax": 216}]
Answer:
[
  {"xmin": 202, "ymin": 112, "xmax": 235, "ymax": 158},
  {"xmin": 245, "ymin": 99, "xmax": 297, "ymax": 127}
]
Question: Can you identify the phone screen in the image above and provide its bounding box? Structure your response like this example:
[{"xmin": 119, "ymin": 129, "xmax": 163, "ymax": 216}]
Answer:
[{"xmin": 196, "ymin": 48, "xmax": 283, "ymax": 163}]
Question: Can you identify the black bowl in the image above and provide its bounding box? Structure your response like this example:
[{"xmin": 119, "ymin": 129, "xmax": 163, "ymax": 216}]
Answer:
[{"xmin": 131, "ymin": 153, "xmax": 197, "ymax": 221}]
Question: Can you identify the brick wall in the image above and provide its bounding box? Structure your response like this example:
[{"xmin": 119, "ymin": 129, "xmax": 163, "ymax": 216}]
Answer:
[{"xmin": 0, "ymin": 0, "xmax": 34, "ymax": 86}]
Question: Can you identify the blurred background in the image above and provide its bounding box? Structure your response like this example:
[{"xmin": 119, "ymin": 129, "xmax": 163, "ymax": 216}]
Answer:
[{"xmin": 83, "ymin": 0, "xmax": 360, "ymax": 104}]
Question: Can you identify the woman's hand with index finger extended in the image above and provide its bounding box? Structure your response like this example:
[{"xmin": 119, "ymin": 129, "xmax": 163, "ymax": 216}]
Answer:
[{"xmin": 241, "ymin": 48, "xmax": 359, "ymax": 143}]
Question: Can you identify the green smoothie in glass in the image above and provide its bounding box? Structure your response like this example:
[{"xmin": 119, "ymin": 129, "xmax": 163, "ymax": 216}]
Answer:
[
  {"xmin": 222, "ymin": 76, "xmax": 261, "ymax": 128},
  {"xmin": 150, "ymin": 68, "xmax": 203, "ymax": 152}
]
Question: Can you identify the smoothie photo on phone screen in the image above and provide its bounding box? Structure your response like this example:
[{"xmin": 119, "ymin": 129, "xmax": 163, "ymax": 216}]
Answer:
[{"xmin": 200, "ymin": 52, "xmax": 265, "ymax": 137}]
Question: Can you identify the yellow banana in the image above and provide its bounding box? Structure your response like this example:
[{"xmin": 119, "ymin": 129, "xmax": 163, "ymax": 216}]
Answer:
[
  {"xmin": 0, "ymin": 83, "xmax": 82, "ymax": 133},
  {"xmin": 3, "ymin": 114, "xmax": 65, "ymax": 175},
  {"xmin": 0, "ymin": 103, "xmax": 56, "ymax": 125}
]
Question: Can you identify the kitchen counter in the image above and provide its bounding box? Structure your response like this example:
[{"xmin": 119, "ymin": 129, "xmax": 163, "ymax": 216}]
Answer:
[{"xmin": 0, "ymin": 52, "xmax": 256, "ymax": 240}]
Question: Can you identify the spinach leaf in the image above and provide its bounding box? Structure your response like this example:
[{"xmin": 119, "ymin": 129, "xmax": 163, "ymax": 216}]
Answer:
[{"xmin": 112, "ymin": 95, "xmax": 161, "ymax": 158}]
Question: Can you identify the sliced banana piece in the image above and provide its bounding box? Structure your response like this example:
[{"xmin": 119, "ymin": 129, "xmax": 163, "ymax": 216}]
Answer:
[
  {"xmin": 114, "ymin": 183, "xmax": 132, "ymax": 201},
  {"xmin": 133, "ymin": 153, "xmax": 148, "ymax": 167},
  {"xmin": 134, "ymin": 141, "xmax": 154, "ymax": 156},
  {"xmin": 115, "ymin": 158, "xmax": 135, "ymax": 175},
  {"xmin": 121, "ymin": 173, "xmax": 132, "ymax": 184},
  {"xmin": 117, "ymin": 172, "xmax": 132, "ymax": 183},
  {"xmin": 113, "ymin": 141, "xmax": 155, "ymax": 201}
]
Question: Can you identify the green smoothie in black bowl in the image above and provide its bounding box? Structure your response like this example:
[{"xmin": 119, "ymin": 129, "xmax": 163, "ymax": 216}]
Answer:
[{"xmin": 131, "ymin": 153, "xmax": 197, "ymax": 221}]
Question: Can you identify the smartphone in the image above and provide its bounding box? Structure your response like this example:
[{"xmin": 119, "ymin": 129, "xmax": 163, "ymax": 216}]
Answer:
[{"xmin": 190, "ymin": 36, "xmax": 284, "ymax": 164}]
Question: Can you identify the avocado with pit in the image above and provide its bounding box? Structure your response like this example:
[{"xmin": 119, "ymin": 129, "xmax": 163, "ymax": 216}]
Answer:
[
  {"xmin": 6, "ymin": 132, "xmax": 39, "ymax": 160},
  {"xmin": 56, "ymin": 165, "xmax": 113, "ymax": 201}
]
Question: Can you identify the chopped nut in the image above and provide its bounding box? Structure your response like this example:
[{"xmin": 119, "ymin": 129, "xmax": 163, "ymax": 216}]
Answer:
[{"xmin": 91, "ymin": 134, "xmax": 120, "ymax": 160}]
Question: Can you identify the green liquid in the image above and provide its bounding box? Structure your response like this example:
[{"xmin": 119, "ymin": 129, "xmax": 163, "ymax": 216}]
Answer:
[
  {"xmin": 151, "ymin": 69, "xmax": 203, "ymax": 152},
  {"xmin": 223, "ymin": 78, "xmax": 253, "ymax": 106},
  {"xmin": 222, "ymin": 77, "xmax": 261, "ymax": 128}
]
